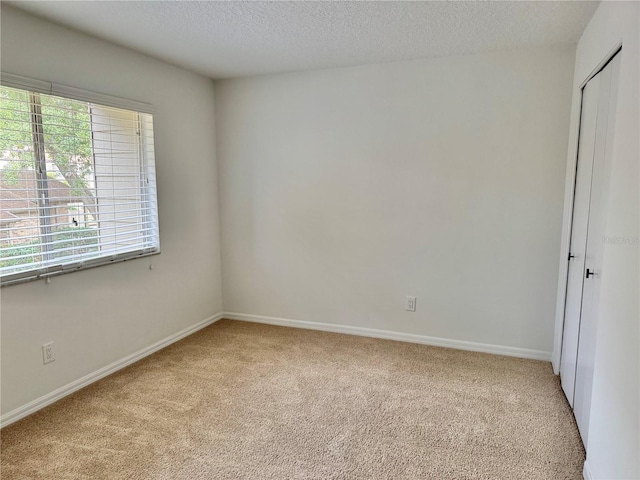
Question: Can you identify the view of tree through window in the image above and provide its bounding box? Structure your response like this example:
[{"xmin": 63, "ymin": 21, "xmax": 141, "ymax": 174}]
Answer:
[{"xmin": 0, "ymin": 85, "xmax": 159, "ymax": 282}]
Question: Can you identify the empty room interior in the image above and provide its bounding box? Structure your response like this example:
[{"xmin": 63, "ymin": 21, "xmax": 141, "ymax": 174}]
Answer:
[{"xmin": 0, "ymin": 1, "xmax": 638, "ymax": 479}]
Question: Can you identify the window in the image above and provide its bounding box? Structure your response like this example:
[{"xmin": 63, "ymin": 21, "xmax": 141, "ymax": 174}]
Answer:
[{"xmin": 0, "ymin": 77, "xmax": 159, "ymax": 285}]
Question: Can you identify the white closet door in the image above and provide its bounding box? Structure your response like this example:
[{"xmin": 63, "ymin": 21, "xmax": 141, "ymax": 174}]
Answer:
[
  {"xmin": 573, "ymin": 53, "xmax": 621, "ymax": 446},
  {"xmin": 560, "ymin": 51, "xmax": 621, "ymax": 446},
  {"xmin": 560, "ymin": 75, "xmax": 600, "ymax": 406}
]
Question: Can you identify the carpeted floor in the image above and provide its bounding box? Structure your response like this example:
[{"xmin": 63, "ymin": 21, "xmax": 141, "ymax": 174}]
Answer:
[{"xmin": 1, "ymin": 319, "xmax": 584, "ymax": 479}]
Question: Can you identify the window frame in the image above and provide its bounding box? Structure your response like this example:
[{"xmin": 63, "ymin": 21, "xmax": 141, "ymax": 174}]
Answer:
[{"xmin": 0, "ymin": 72, "xmax": 160, "ymax": 286}]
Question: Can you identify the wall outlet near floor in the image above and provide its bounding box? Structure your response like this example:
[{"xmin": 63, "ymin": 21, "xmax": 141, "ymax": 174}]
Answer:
[
  {"xmin": 405, "ymin": 296, "xmax": 417, "ymax": 312},
  {"xmin": 42, "ymin": 342, "xmax": 55, "ymax": 364}
]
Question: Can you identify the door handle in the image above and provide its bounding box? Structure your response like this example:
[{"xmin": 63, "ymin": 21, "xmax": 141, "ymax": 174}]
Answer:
[{"xmin": 586, "ymin": 268, "xmax": 595, "ymax": 279}]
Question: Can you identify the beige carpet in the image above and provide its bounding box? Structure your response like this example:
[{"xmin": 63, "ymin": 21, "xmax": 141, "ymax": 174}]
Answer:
[{"xmin": 1, "ymin": 320, "xmax": 584, "ymax": 479}]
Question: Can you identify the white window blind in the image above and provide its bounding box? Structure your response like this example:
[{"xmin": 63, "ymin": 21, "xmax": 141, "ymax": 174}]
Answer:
[{"xmin": 0, "ymin": 83, "xmax": 159, "ymax": 285}]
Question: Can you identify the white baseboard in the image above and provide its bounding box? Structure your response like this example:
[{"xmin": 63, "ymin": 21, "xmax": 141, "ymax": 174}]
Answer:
[
  {"xmin": 583, "ymin": 459, "xmax": 593, "ymax": 480},
  {"xmin": 0, "ymin": 312, "xmax": 224, "ymax": 428},
  {"xmin": 223, "ymin": 312, "xmax": 552, "ymax": 362},
  {"xmin": 1, "ymin": 311, "xmax": 551, "ymax": 428}
]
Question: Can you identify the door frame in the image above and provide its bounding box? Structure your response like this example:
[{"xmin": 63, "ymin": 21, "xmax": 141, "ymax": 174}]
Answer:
[{"xmin": 552, "ymin": 42, "xmax": 622, "ymax": 374}]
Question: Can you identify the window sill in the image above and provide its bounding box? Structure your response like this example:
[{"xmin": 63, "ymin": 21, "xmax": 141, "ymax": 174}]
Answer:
[{"xmin": 0, "ymin": 249, "xmax": 161, "ymax": 287}]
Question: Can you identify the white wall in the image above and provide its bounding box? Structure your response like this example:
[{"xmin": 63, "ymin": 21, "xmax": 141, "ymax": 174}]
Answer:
[
  {"xmin": 0, "ymin": 6, "xmax": 222, "ymax": 416},
  {"xmin": 558, "ymin": 2, "xmax": 638, "ymax": 478},
  {"xmin": 216, "ymin": 48, "xmax": 575, "ymax": 355}
]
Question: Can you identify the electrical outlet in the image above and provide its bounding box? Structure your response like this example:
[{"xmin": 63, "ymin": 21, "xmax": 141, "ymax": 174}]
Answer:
[
  {"xmin": 42, "ymin": 342, "xmax": 55, "ymax": 364},
  {"xmin": 405, "ymin": 296, "xmax": 416, "ymax": 312}
]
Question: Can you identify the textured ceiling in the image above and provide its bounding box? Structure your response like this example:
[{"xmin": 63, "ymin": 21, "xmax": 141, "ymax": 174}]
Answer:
[{"xmin": 9, "ymin": 1, "xmax": 599, "ymax": 79}]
